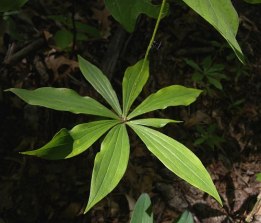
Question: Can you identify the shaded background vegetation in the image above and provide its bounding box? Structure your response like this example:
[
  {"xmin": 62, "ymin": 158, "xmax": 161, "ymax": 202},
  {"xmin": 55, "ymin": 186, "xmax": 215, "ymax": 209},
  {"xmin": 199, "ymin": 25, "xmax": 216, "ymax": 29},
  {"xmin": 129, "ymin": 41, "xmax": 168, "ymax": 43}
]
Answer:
[{"xmin": 0, "ymin": 0, "xmax": 260, "ymax": 222}]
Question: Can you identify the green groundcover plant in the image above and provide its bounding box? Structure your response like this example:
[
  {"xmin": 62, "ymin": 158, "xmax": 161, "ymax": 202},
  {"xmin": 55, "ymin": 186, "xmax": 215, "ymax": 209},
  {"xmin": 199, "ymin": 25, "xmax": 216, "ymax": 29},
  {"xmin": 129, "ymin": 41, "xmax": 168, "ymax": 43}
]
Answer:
[{"xmin": 6, "ymin": 54, "xmax": 221, "ymax": 213}]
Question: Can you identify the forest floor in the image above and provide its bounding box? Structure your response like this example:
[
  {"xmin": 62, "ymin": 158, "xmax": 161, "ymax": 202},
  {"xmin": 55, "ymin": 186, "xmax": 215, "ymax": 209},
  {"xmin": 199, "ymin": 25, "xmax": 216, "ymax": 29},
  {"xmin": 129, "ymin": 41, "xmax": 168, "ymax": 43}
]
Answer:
[{"xmin": 0, "ymin": 1, "xmax": 261, "ymax": 222}]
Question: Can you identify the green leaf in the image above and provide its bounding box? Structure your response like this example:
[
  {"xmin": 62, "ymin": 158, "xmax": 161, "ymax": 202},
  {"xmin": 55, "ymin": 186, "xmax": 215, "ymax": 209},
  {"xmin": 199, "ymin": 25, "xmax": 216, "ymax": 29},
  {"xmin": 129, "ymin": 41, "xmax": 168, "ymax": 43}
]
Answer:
[
  {"xmin": 21, "ymin": 128, "xmax": 73, "ymax": 160},
  {"xmin": 68, "ymin": 120, "xmax": 120, "ymax": 158},
  {"xmin": 182, "ymin": 0, "xmax": 244, "ymax": 63},
  {"xmin": 130, "ymin": 193, "xmax": 153, "ymax": 223},
  {"xmin": 176, "ymin": 210, "xmax": 194, "ymax": 223},
  {"xmin": 78, "ymin": 55, "xmax": 122, "ymax": 116},
  {"xmin": 85, "ymin": 124, "xmax": 130, "ymax": 213},
  {"xmin": 104, "ymin": 0, "xmax": 169, "ymax": 32},
  {"xmin": 0, "ymin": 0, "xmax": 28, "ymax": 12},
  {"xmin": 194, "ymin": 137, "xmax": 206, "ymax": 146},
  {"xmin": 192, "ymin": 73, "xmax": 204, "ymax": 82},
  {"xmin": 185, "ymin": 59, "xmax": 202, "ymax": 72},
  {"xmin": 75, "ymin": 22, "xmax": 101, "ymax": 38},
  {"xmin": 128, "ymin": 123, "xmax": 222, "ymax": 204},
  {"xmin": 48, "ymin": 15, "xmax": 100, "ymax": 38},
  {"xmin": 243, "ymin": 0, "xmax": 261, "ymax": 3},
  {"xmin": 6, "ymin": 87, "xmax": 118, "ymax": 119},
  {"xmin": 128, "ymin": 85, "xmax": 202, "ymax": 119},
  {"xmin": 256, "ymin": 173, "xmax": 261, "ymax": 182},
  {"xmin": 207, "ymin": 76, "xmax": 223, "ymax": 90},
  {"xmin": 129, "ymin": 118, "xmax": 181, "ymax": 128},
  {"xmin": 54, "ymin": 29, "xmax": 73, "ymax": 49},
  {"xmin": 21, "ymin": 120, "xmax": 119, "ymax": 159},
  {"xmin": 122, "ymin": 59, "xmax": 149, "ymax": 116}
]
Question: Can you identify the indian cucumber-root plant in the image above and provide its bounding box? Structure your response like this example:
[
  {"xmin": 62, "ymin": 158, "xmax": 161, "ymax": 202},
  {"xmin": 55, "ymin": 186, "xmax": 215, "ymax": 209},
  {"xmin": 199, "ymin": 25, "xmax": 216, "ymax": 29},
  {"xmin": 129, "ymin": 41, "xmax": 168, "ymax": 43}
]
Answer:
[
  {"xmin": 4, "ymin": 0, "xmax": 226, "ymax": 213},
  {"xmin": 6, "ymin": 58, "xmax": 222, "ymax": 213}
]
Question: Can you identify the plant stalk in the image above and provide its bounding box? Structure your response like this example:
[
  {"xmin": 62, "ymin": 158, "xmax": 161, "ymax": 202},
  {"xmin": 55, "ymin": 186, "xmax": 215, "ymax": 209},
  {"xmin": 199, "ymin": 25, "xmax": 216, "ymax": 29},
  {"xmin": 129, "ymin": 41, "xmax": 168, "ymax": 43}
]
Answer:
[{"xmin": 144, "ymin": 0, "xmax": 167, "ymax": 62}]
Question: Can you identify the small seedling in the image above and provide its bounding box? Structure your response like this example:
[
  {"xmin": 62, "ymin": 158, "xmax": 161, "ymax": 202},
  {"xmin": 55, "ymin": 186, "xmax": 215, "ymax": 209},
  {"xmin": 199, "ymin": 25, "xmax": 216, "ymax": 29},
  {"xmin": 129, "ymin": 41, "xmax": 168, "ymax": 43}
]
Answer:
[
  {"xmin": 185, "ymin": 56, "xmax": 227, "ymax": 95},
  {"xmin": 194, "ymin": 124, "xmax": 225, "ymax": 150}
]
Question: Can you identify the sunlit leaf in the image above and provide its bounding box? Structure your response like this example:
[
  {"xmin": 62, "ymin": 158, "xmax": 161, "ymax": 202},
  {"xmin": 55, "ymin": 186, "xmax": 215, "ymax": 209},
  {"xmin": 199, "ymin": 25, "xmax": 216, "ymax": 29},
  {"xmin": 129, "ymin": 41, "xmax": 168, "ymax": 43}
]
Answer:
[
  {"xmin": 78, "ymin": 55, "xmax": 122, "ymax": 116},
  {"xmin": 129, "ymin": 118, "xmax": 181, "ymax": 128},
  {"xmin": 182, "ymin": 0, "xmax": 244, "ymax": 63},
  {"xmin": 122, "ymin": 59, "xmax": 149, "ymax": 116},
  {"xmin": 130, "ymin": 193, "xmax": 153, "ymax": 223},
  {"xmin": 6, "ymin": 87, "xmax": 118, "ymax": 119},
  {"xmin": 85, "ymin": 124, "xmax": 130, "ymax": 213},
  {"xmin": 177, "ymin": 210, "xmax": 194, "ymax": 223},
  {"xmin": 128, "ymin": 85, "xmax": 202, "ymax": 119},
  {"xmin": 104, "ymin": 0, "xmax": 169, "ymax": 32},
  {"xmin": 21, "ymin": 120, "xmax": 119, "ymax": 159},
  {"xmin": 68, "ymin": 120, "xmax": 120, "ymax": 158},
  {"xmin": 256, "ymin": 173, "xmax": 261, "ymax": 182},
  {"xmin": 128, "ymin": 123, "xmax": 222, "ymax": 204}
]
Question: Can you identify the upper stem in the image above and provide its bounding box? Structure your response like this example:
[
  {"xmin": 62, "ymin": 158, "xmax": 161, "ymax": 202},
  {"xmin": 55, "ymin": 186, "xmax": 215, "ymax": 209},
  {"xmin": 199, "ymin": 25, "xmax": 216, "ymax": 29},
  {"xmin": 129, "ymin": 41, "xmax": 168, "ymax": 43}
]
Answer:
[{"xmin": 144, "ymin": 0, "xmax": 167, "ymax": 63}]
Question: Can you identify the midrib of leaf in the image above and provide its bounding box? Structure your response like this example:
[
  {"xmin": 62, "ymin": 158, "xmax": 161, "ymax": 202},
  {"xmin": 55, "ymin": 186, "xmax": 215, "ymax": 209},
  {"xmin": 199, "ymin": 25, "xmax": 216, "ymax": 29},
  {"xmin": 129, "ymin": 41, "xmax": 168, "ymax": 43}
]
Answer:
[
  {"xmin": 207, "ymin": 0, "xmax": 227, "ymax": 38},
  {"xmin": 11, "ymin": 88, "xmax": 116, "ymax": 118},
  {"xmin": 128, "ymin": 89, "xmax": 200, "ymax": 119},
  {"xmin": 123, "ymin": 62, "xmax": 147, "ymax": 116},
  {"xmin": 33, "ymin": 93, "xmax": 81, "ymax": 109},
  {"xmin": 91, "ymin": 71, "xmax": 121, "ymax": 115},
  {"xmin": 90, "ymin": 133, "xmax": 116, "ymax": 203},
  {"xmin": 78, "ymin": 56, "xmax": 122, "ymax": 116}
]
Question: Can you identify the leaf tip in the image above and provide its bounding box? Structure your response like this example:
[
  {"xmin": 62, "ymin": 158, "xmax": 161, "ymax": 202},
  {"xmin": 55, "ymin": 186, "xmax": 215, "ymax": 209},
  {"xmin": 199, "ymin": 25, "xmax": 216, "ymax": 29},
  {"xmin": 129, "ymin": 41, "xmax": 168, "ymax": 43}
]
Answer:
[
  {"xmin": 4, "ymin": 88, "xmax": 13, "ymax": 92},
  {"xmin": 77, "ymin": 54, "xmax": 83, "ymax": 61},
  {"xmin": 84, "ymin": 202, "xmax": 93, "ymax": 214},
  {"xmin": 216, "ymin": 194, "xmax": 223, "ymax": 206},
  {"xmin": 19, "ymin": 151, "xmax": 33, "ymax": 156},
  {"xmin": 210, "ymin": 189, "xmax": 222, "ymax": 206}
]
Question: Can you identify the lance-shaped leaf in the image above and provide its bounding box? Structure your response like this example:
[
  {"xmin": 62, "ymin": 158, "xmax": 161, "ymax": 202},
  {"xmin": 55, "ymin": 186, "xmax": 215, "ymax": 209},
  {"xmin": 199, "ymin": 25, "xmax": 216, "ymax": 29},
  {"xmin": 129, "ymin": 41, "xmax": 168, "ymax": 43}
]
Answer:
[
  {"xmin": 128, "ymin": 123, "xmax": 222, "ymax": 204},
  {"xmin": 105, "ymin": 0, "xmax": 169, "ymax": 33},
  {"xmin": 177, "ymin": 210, "xmax": 194, "ymax": 223},
  {"xmin": 22, "ymin": 120, "xmax": 119, "ymax": 159},
  {"xmin": 85, "ymin": 124, "xmax": 130, "ymax": 213},
  {"xmin": 130, "ymin": 193, "xmax": 153, "ymax": 223},
  {"xmin": 6, "ymin": 87, "xmax": 118, "ymax": 119},
  {"xmin": 68, "ymin": 120, "xmax": 120, "ymax": 158},
  {"xmin": 78, "ymin": 55, "xmax": 122, "ymax": 116},
  {"xmin": 122, "ymin": 59, "xmax": 149, "ymax": 116},
  {"xmin": 182, "ymin": 0, "xmax": 244, "ymax": 63},
  {"xmin": 21, "ymin": 128, "xmax": 73, "ymax": 160},
  {"xmin": 128, "ymin": 85, "xmax": 202, "ymax": 119},
  {"xmin": 129, "ymin": 118, "xmax": 181, "ymax": 128}
]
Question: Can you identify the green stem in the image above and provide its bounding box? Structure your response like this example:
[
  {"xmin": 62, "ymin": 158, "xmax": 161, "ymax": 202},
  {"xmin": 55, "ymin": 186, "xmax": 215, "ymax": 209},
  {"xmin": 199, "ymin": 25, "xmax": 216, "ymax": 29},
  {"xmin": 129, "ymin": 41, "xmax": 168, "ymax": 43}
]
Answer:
[{"xmin": 144, "ymin": 0, "xmax": 167, "ymax": 62}]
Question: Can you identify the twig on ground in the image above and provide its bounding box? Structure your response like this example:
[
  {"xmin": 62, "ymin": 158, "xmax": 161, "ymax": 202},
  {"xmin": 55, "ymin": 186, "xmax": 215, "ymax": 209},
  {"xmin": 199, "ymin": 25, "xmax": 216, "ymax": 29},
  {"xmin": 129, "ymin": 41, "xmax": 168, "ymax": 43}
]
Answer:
[{"xmin": 3, "ymin": 37, "xmax": 46, "ymax": 65}]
